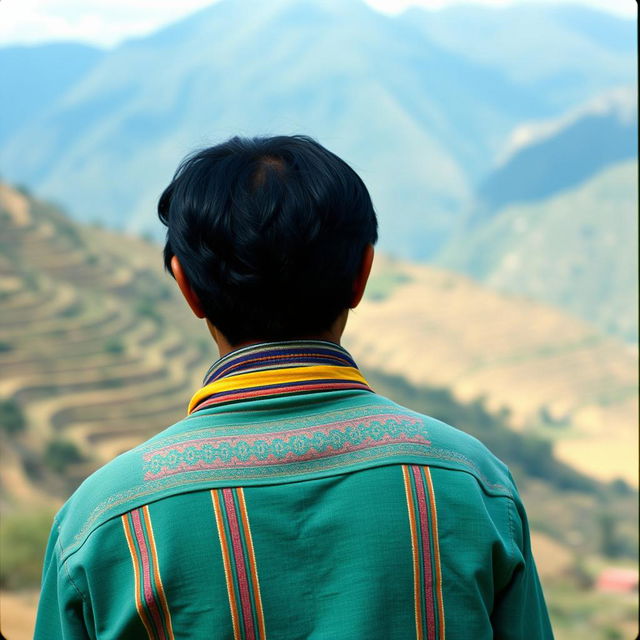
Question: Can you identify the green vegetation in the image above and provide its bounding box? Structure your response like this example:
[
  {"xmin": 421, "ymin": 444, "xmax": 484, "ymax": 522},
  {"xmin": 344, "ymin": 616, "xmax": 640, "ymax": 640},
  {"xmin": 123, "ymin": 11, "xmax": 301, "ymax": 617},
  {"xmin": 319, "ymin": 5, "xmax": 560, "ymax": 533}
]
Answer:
[
  {"xmin": 102, "ymin": 377, "xmax": 124, "ymax": 389},
  {"xmin": 365, "ymin": 269, "xmax": 411, "ymax": 302},
  {"xmin": 134, "ymin": 296, "xmax": 164, "ymax": 325},
  {"xmin": 565, "ymin": 556, "xmax": 594, "ymax": 590},
  {"xmin": 103, "ymin": 336, "xmax": 125, "ymax": 355},
  {"xmin": 597, "ymin": 510, "xmax": 635, "ymax": 559},
  {"xmin": 546, "ymin": 582, "xmax": 638, "ymax": 640},
  {"xmin": 21, "ymin": 270, "xmax": 40, "ymax": 292},
  {"xmin": 58, "ymin": 303, "xmax": 81, "ymax": 319},
  {"xmin": 44, "ymin": 439, "xmax": 85, "ymax": 473},
  {"xmin": 56, "ymin": 219, "xmax": 85, "ymax": 249},
  {"xmin": 0, "ymin": 398, "xmax": 26, "ymax": 435},
  {"xmin": 0, "ymin": 510, "xmax": 54, "ymax": 589}
]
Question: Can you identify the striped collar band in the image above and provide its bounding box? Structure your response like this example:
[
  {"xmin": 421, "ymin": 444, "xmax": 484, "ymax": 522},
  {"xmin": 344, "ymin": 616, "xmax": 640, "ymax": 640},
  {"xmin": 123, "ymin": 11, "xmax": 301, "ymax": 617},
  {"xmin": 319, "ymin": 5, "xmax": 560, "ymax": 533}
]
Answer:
[{"xmin": 188, "ymin": 340, "xmax": 373, "ymax": 415}]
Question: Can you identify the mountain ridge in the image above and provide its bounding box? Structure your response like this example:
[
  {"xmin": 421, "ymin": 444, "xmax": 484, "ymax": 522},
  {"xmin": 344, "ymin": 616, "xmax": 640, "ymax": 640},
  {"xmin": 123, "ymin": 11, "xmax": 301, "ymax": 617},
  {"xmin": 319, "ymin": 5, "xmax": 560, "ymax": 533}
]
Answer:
[
  {"xmin": 0, "ymin": 1, "xmax": 634, "ymax": 259},
  {"xmin": 476, "ymin": 88, "xmax": 638, "ymax": 212}
]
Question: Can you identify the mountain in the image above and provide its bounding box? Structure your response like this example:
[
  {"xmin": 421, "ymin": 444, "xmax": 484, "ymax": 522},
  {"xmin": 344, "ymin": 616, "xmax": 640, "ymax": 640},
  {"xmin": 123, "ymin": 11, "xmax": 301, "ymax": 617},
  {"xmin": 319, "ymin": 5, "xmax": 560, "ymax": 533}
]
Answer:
[
  {"xmin": 402, "ymin": 3, "xmax": 637, "ymax": 111},
  {"xmin": 1, "ymin": 183, "xmax": 637, "ymax": 639},
  {"xmin": 475, "ymin": 88, "xmax": 638, "ymax": 212},
  {"xmin": 434, "ymin": 86, "xmax": 638, "ymax": 344},
  {"xmin": 0, "ymin": 43, "xmax": 104, "ymax": 145},
  {"xmin": 438, "ymin": 160, "xmax": 638, "ymax": 342},
  {"xmin": 0, "ymin": 0, "xmax": 634, "ymax": 259}
]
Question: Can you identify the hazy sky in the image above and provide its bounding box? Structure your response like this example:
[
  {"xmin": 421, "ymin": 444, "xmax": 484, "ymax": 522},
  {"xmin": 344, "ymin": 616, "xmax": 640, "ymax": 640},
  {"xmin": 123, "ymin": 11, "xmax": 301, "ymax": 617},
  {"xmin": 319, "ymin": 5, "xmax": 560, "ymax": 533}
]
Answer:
[{"xmin": 0, "ymin": 0, "xmax": 636, "ymax": 48}]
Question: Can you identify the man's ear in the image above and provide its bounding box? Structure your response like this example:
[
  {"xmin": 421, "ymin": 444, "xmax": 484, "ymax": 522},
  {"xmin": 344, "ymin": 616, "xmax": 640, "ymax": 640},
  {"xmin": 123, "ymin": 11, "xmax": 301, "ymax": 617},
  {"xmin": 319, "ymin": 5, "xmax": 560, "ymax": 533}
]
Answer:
[
  {"xmin": 350, "ymin": 244, "xmax": 375, "ymax": 309},
  {"xmin": 171, "ymin": 255, "xmax": 207, "ymax": 319}
]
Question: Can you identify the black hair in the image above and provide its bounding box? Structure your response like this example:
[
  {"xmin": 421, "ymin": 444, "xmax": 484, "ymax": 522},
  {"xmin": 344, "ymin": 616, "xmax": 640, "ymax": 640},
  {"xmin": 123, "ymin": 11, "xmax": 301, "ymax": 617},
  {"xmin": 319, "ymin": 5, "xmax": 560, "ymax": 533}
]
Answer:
[{"xmin": 158, "ymin": 135, "xmax": 378, "ymax": 345}]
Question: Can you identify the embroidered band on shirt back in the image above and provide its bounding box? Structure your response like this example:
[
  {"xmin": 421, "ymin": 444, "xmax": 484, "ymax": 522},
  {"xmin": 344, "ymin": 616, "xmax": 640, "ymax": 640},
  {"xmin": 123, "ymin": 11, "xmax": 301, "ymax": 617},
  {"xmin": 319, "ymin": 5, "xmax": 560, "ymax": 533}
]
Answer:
[{"xmin": 143, "ymin": 412, "xmax": 430, "ymax": 481}]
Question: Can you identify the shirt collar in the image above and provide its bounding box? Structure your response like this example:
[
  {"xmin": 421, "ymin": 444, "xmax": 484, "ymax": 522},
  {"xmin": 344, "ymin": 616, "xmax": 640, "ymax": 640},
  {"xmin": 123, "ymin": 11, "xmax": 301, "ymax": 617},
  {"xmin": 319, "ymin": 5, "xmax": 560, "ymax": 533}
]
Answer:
[{"xmin": 188, "ymin": 339, "xmax": 373, "ymax": 415}]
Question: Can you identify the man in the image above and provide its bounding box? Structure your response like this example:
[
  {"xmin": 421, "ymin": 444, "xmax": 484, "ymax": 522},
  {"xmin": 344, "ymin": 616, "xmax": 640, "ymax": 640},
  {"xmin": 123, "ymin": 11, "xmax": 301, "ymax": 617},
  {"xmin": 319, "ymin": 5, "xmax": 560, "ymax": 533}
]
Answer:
[{"xmin": 35, "ymin": 135, "xmax": 553, "ymax": 639}]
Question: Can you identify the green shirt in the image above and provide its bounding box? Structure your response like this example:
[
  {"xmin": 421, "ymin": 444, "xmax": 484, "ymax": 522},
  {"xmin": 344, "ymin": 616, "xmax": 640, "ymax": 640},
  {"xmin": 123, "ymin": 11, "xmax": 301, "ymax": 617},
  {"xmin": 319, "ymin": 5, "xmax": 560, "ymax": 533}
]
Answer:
[{"xmin": 35, "ymin": 340, "xmax": 553, "ymax": 639}]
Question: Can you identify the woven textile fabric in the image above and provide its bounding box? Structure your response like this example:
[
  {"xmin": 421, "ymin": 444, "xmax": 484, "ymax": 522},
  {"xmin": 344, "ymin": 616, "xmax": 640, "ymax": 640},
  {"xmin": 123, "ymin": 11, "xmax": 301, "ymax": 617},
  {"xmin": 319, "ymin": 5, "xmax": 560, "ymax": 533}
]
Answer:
[{"xmin": 35, "ymin": 340, "xmax": 553, "ymax": 639}]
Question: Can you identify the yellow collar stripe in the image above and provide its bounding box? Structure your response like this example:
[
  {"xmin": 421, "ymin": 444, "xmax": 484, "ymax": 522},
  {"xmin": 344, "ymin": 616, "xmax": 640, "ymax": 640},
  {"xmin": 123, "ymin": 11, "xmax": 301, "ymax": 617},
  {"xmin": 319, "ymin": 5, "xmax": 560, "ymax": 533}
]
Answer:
[{"xmin": 188, "ymin": 365, "xmax": 368, "ymax": 414}]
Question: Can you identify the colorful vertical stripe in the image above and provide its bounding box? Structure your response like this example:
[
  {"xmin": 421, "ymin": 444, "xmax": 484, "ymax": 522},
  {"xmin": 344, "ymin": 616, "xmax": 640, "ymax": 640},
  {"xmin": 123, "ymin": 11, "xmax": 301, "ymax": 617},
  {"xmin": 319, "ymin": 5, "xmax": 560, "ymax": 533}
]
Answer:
[
  {"xmin": 211, "ymin": 488, "xmax": 266, "ymax": 640},
  {"xmin": 402, "ymin": 465, "xmax": 445, "ymax": 640},
  {"xmin": 122, "ymin": 506, "xmax": 174, "ymax": 640}
]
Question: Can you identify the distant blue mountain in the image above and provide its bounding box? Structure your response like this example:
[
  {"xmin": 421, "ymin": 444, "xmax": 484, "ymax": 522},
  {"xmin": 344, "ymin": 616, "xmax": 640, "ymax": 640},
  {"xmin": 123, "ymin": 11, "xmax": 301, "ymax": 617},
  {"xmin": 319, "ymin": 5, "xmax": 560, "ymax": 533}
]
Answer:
[
  {"xmin": 0, "ymin": 43, "xmax": 104, "ymax": 145},
  {"xmin": 436, "ymin": 87, "xmax": 638, "ymax": 342},
  {"xmin": 476, "ymin": 89, "xmax": 638, "ymax": 213},
  {"xmin": 0, "ymin": 0, "xmax": 635, "ymax": 259},
  {"xmin": 438, "ymin": 158, "xmax": 638, "ymax": 342}
]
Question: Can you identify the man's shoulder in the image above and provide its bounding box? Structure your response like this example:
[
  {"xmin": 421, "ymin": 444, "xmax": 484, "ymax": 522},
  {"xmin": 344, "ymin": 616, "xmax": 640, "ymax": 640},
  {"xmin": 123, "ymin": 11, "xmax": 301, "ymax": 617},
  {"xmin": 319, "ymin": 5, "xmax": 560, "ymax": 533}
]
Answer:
[
  {"xmin": 367, "ymin": 392, "xmax": 515, "ymax": 495},
  {"xmin": 54, "ymin": 390, "xmax": 516, "ymax": 562},
  {"xmin": 54, "ymin": 416, "xmax": 190, "ymax": 562}
]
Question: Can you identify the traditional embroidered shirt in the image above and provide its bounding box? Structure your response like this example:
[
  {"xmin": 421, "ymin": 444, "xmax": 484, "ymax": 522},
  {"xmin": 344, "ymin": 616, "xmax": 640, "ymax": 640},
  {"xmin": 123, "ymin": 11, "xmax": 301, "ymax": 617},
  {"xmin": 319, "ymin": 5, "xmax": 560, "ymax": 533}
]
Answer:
[{"xmin": 35, "ymin": 340, "xmax": 553, "ymax": 639}]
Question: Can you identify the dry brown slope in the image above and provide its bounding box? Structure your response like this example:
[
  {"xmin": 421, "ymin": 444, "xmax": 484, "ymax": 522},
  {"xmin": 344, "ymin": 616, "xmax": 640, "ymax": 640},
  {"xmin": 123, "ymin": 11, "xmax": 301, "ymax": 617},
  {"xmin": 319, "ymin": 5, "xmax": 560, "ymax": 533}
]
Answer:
[
  {"xmin": 344, "ymin": 256, "xmax": 638, "ymax": 485},
  {"xmin": 0, "ymin": 184, "xmax": 216, "ymax": 507}
]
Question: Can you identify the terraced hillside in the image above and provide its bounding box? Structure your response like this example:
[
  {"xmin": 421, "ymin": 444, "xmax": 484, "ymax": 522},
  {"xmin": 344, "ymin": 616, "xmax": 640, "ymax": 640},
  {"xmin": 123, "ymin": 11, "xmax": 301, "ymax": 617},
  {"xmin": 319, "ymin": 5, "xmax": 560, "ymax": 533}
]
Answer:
[
  {"xmin": 0, "ymin": 184, "xmax": 638, "ymax": 640},
  {"xmin": 1, "ymin": 181, "xmax": 637, "ymax": 498},
  {"xmin": 1, "ymin": 181, "xmax": 638, "ymax": 501},
  {"xmin": 0, "ymin": 183, "xmax": 217, "ymax": 507}
]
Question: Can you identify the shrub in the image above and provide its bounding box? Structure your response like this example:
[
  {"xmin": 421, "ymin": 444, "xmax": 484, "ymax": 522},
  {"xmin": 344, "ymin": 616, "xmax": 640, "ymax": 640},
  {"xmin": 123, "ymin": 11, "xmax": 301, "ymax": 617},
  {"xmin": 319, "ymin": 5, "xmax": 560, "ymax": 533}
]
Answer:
[
  {"xmin": 597, "ymin": 509, "xmax": 631, "ymax": 559},
  {"xmin": 0, "ymin": 398, "xmax": 26, "ymax": 435},
  {"xmin": 134, "ymin": 297, "xmax": 162, "ymax": 324},
  {"xmin": 0, "ymin": 341, "xmax": 13, "ymax": 353},
  {"xmin": 104, "ymin": 337, "xmax": 125, "ymax": 355},
  {"xmin": 59, "ymin": 304, "xmax": 79, "ymax": 318},
  {"xmin": 22, "ymin": 271, "xmax": 40, "ymax": 291},
  {"xmin": 44, "ymin": 439, "xmax": 85, "ymax": 473}
]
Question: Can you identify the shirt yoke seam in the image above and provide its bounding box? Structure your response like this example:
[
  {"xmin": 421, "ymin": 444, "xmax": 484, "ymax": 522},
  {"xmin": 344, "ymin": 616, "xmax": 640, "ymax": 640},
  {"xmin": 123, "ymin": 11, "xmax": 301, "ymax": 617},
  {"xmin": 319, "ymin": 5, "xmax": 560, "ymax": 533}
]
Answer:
[
  {"xmin": 57, "ymin": 534, "xmax": 87, "ymax": 604},
  {"xmin": 57, "ymin": 461, "xmax": 518, "ymax": 568}
]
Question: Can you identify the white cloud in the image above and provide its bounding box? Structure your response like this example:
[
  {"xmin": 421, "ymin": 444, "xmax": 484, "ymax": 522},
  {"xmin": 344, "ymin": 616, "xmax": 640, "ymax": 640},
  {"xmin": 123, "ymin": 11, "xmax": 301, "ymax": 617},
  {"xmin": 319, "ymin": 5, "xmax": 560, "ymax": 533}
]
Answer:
[
  {"xmin": 0, "ymin": 0, "xmax": 635, "ymax": 48},
  {"xmin": 0, "ymin": 0, "xmax": 219, "ymax": 47}
]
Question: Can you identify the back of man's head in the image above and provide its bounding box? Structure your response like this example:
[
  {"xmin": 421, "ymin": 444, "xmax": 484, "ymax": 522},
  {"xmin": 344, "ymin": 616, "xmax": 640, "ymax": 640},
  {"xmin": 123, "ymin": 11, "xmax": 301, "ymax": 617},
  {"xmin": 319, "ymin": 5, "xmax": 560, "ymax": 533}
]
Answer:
[{"xmin": 158, "ymin": 135, "xmax": 378, "ymax": 345}]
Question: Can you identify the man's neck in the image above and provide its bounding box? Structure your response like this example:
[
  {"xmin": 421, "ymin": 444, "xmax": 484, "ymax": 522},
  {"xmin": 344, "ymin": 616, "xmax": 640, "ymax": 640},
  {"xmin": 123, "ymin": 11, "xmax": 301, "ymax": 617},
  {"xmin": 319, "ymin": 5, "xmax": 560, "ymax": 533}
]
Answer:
[{"xmin": 207, "ymin": 312, "xmax": 349, "ymax": 359}]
